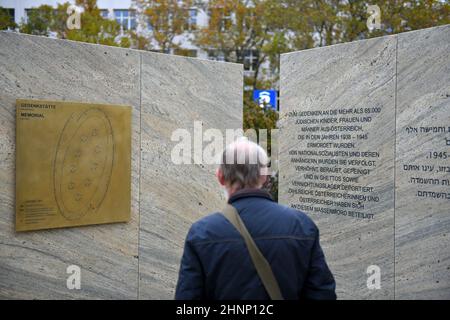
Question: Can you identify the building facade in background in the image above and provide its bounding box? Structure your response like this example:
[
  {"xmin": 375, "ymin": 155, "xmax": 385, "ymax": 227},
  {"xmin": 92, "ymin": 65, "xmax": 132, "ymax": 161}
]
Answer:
[{"xmin": 0, "ymin": 0, "xmax": 262, "ymax": 83}]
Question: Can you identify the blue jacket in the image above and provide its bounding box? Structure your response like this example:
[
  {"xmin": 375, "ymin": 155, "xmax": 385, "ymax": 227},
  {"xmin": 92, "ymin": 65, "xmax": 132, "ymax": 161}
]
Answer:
[{"xmin": 175, "ymin": 188, "xmax": 336, "ymax": 300}]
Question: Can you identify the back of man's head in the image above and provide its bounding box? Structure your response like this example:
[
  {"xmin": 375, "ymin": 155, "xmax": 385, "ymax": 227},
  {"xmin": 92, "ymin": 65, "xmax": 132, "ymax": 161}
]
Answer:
[{"xmin": 218, "ymin": 137, "xmax": 269, "ymax": 190}]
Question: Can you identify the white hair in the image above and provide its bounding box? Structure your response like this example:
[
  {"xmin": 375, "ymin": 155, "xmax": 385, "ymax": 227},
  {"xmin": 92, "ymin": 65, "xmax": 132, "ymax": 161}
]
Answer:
[{"xmin": 219, "ymin": 137, "xmax": 269, "ymax": 189}]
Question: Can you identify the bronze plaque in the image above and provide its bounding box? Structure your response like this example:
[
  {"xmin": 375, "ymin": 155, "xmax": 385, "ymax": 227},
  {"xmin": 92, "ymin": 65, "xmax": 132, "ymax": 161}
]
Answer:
[{"xmin": 16, "ymin": 99, "xmax": 132, "ymax": 231}]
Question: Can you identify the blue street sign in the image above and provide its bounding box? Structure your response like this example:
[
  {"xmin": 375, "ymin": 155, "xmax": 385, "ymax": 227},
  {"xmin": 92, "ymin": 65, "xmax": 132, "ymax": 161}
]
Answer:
[{"xmin": 253, "ymin": 90, "xmax": 277, "ymax": 110}]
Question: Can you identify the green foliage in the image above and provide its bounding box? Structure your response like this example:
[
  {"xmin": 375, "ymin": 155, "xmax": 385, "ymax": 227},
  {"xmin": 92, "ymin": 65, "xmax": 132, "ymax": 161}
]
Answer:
[
  {"xmin": 19, "ymin": 0, "xmax": 122, "ymax": 45},
  {"xmin": 119, "ymin": 36, "xmax": 132, "ymax": 48},
  {"xmin": 195, "ymin": 0, "xmax": 273, "ymax": 88},
  {"xmin": 190, "ymin": 0, "xmax": 448, "ymax": 93},
  {"xmin": 243, "ymin": 96, "xmax": 278, "ymax": 147},
  {"xmin": 128, "ymin": 30, "xmax": 151, "ymax": 50},
  {"xmin": 136, "ymin": 0, "xmax": 193, "ymax": 53},
  {"xmin": 0, "ymin": 7, "xmax": 16, "ymax": 30},
  {"xmin": 19, "ymin": 5, "xmax": 54, "ymax": 35},
  {"xmin": 264, "ymin": 171, "xmax": 278, "ymax": 202},
  {"xmin": 17, "ymin": 0, "xmax": 450, "ymax": 70},
  {"xmin": 326, "ymin": 0, "xmax": 450, "ymax": 42},
  {"xmin": 64, "ymin": 0, "xmax": 121, "ymax": 46},
  {"xmin": 243, "ymin": 89, "xmax": 279, "ymax": 200}
]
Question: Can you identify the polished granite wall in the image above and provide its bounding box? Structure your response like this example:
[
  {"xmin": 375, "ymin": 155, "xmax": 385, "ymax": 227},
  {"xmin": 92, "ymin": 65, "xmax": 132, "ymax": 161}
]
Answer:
[
  {"xmin": 279, "ymin": 25, "xmax": 450, "ymax": 299},
  {"xmin": 279, "ymin": 35, "xmax": 396, "ymax": 300},
  {"xmin": 395, "ymin": 26, "xmax": 450, "ymax": 299},
  {"xmin": 0, "ymin": 32, "xmax": 242, "ymax": 299},
  {"xmin": 139, "ymin": 52, "xmax": 242, "ymax": 299}
]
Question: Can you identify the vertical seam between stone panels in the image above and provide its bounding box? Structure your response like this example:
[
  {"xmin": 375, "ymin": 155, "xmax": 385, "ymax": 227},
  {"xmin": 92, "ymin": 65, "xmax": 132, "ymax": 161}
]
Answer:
[
  {"xmin": 393, "ymin": 35, "xmax": 399, "ymax": 300},
  {"xmin": 137, "ymin": 51, "xmax": 142, "ymax": 300}
]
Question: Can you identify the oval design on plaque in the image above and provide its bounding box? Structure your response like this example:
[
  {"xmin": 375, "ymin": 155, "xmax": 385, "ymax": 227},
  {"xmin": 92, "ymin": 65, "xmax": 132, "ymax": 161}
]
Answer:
[{"xmin": 54, "ymin": 108, "xmax": 114, "ymax": 221}]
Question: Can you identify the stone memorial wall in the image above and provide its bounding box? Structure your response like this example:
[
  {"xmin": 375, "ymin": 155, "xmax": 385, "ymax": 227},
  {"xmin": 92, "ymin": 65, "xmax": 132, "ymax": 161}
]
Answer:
[
  {"xmin": 1, "ymin": 25, "xmax": 448, "ymax": 300},
  {"xmin": 0, "ymin": 32, "xmax": 242, "ymax": 299},
  {"xmin": 279, "ymin": 25, "xmax": 450, "ymax": 299},
  {"xmin": 395, "ymin": 26, "xmax": 450, "ymax": 299}
]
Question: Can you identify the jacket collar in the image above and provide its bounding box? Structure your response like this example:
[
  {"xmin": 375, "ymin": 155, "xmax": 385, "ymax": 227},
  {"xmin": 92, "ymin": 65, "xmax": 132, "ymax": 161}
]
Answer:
[{"xmin": 227, "ymin": 188, "xmax": 274, "ymax": 204}]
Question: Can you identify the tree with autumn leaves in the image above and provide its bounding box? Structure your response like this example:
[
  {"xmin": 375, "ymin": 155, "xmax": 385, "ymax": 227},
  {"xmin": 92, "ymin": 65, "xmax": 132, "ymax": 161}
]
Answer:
[
  {"xmin": 135, "ymin": 0, "xmax": 193, "ymax": 53},
  {"xmin": 193, "ymin": 0, "xmax": 449, "ymax": 88},
  {"xmin": 8, "ymin": 0, "xmax": 146, "ymax": 48},
  {"xmin": 6, "ymin": 0, "xmax": 449, "ymax": 88}
]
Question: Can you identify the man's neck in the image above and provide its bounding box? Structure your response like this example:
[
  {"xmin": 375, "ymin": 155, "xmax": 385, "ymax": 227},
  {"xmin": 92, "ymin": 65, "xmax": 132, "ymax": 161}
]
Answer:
[{"xmin": 226, "ymin": 185, "xmax": 262, "ymax": 200}]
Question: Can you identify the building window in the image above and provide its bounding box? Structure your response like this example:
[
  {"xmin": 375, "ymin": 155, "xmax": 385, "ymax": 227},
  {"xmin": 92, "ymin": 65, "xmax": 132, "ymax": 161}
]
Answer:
[
  {"xmin": 221, "ymin": 13, "xmax": 232, "ymax": 31},
  {"xmin": 145, "ymin": 17, "xmax": 153, "ymax": 31},
  {"xmin": 208, "ymin": 50, "xmax": 225, "ymax": 62},
  {"xmin": 24, "ymin": 8, "xmax": 57, "ymax": 23},
  {"xmin": 243, "ymin": 49, "xmax": 259, "ymax": 72},
  {"xmin": 187, "ymin": 8, "xmax": 197, "ymax": 30},
  {"xmin": 114, "ymin": 9, "xmax": 136, "ymax": 30},
  {"xmin": 0, "ymin": 8, "xmax": 15, "ymax": 28},
  {"xmin": 207, "ymin": 7, "xmax": 232, "ymax": 31},
  {"xmin": 1, "ymin": 8, "xmax": 14, "ymax": 19},
  {"xmin": 24, "ymin": 8, "xmax": 34, "ymax": 23},
  {"xmin": 100, "ymin": 9, "xmax": 109, "ymax": 19}
]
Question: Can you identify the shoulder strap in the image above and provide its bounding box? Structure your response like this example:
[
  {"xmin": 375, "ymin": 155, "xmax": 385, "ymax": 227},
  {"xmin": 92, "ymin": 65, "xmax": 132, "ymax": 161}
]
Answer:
[{"xmin": 222, "ymin": 204, "xmax": 284, "ymax": 300}]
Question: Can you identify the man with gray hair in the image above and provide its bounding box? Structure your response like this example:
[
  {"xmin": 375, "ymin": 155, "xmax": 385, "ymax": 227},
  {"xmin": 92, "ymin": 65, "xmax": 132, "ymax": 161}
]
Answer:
[{"xmin": 175, "ymin": 138, "xmax": 336, "ymax": 300}]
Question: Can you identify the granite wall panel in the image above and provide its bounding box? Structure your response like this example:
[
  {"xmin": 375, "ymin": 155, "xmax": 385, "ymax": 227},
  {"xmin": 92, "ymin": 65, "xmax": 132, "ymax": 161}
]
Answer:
[
  {"xmin": 139, "ymin": 53, "xmax": 243, "ymax": 299},
  {"xmin": 0, "ymin": 32, "xmax": 140, "ymax": 299},
  {"xmin": 279, "ymin": 36, "xmax": 396, "ymax": 299},
  {"xmin": 279, "ymin": 25, "xmax": 450, "ymax": 299},
  {"xmin": 0, "ymin": 32, "xmax": 243, "ymax": 299},
  {"xmin": 395, "ymin": 25, "xmax": 450, "ymax": 299}
]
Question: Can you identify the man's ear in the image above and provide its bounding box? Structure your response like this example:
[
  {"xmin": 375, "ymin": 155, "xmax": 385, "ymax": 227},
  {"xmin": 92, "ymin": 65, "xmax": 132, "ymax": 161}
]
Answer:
[{"xmin": 216, "ymin": 168, "xmax": 226, "ymax": 186}]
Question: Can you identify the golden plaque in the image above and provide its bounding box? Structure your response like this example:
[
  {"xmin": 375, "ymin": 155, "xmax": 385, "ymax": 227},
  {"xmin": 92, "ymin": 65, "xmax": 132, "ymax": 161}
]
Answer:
[{"xmin": 16, "ymin": 99, "xmax": 132, "ymax": 231}]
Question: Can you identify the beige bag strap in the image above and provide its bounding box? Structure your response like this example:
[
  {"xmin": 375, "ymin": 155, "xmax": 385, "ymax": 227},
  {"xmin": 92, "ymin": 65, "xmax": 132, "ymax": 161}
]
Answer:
[{"xmin": 222, "ymin": 204, "xmax": 284, "ymax": 300}]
